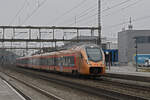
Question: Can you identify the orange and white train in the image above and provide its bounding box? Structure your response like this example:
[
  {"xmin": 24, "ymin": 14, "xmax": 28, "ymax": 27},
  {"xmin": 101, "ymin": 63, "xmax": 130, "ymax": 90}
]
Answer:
[{"xmin": 16, "ymin": 44, "xmax": 106, "ymax": 76}]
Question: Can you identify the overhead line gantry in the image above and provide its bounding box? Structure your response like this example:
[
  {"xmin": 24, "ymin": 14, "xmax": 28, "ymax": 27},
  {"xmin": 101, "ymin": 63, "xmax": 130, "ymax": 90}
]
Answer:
[{"xmin": 0, "ymin": 26, "xmax": 98, "ymax": 50}]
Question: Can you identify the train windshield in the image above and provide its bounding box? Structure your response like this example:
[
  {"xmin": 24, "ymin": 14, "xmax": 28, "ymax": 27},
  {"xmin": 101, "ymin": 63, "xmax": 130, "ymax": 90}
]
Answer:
[{"xmin": 86, "ymin": 47, "xmax": 102, "ymax": 62}]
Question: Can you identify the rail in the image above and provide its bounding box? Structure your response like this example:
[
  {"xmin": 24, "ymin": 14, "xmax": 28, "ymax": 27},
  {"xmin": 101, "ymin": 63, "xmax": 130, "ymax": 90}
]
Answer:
[
  {"xmin": 0, "ymin": 70, "xmax": 64, "ymax": 100},
  {"xmin": 3, "ymin": 66, "xmax": 148, "ymax": 100}
]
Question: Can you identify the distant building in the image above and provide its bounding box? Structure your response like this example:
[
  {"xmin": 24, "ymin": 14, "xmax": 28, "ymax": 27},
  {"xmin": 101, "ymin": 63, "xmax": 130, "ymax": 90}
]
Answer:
[
  {"xmin": 118, "ymin": 30, "xmax": 150, "ymax": 65},
  {"xmin": 106, "ymin": 42, "xmax": 118, "ymax": 50},
  {"xmin": 0, "ymin": 49, "xmax": 18, "ymax": 65}
]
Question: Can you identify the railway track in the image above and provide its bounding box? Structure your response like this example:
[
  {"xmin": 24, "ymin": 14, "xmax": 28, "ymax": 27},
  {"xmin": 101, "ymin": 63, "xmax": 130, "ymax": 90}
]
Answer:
[
  {"xmin": 0, "ymin": 70, "xmax": 64, "ymax": 100},
  {"xmin": 1, "ymin": 66, "xmax": 149, "ymax": 100},
  {"xmin": 104, "ymin": 73, "xmax": 150, "ymax": 83},
  {"xmin": 0, "ymin": 75, "xmax": 31, "ymax": 100},
  {"xmin": 100, "ymin": 76, "xmax": 150, "ymax": 92}
]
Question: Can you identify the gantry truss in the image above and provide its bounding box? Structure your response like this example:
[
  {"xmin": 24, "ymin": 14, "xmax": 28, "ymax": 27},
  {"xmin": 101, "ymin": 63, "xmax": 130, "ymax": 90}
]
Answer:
[{"xmin": 0, "ymin": 26, "xmax": 98, "ymax": 50}]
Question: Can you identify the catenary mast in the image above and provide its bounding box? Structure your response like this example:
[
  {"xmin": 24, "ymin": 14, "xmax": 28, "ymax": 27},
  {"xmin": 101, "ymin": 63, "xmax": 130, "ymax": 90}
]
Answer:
[{"xmin": 98, "ymin": 0, "xmax": 101, "ymax": 45}]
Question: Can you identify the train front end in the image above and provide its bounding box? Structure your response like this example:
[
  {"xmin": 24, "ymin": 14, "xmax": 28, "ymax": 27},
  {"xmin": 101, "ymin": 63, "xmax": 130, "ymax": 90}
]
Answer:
[{"xmin": 80, "ymin": 45, "xmax": 105, "ymax": 76}]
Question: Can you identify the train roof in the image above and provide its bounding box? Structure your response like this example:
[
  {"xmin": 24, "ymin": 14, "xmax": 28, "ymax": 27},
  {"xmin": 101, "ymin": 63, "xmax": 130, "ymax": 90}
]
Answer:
[{"xmin": 17, "ymin": 43, "xmax": 100, "ymax": 59}]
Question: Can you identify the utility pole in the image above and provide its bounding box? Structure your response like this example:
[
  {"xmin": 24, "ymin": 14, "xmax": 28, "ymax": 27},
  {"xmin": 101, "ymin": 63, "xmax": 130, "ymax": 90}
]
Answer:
[
  {"xmin": 98, "ymin": 0, "xmax": 101, "ymax": 46},
  {"xmin": 133, "ymin": 37, "xmax": 138, "ymax": 72},
  {"xmin": 135, "ymin": 38, "xmax": 138, "ymax": 72}
]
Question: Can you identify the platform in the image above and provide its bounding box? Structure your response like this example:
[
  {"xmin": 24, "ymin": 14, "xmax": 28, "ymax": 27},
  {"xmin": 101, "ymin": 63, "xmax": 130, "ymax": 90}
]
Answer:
[
  {"xmin": 0, "ymin": 78, "xmax": 25, "ymax": 100},
  {"xmin": 106, "ymin": 66, "xmax": 150, "ymax": 77}
]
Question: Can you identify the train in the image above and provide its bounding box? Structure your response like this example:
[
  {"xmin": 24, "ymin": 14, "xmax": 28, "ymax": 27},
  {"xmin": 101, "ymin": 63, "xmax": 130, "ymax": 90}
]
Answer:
[{"xmin": 16, "ymin": 44, "xmax": 106, "ymax": 76}]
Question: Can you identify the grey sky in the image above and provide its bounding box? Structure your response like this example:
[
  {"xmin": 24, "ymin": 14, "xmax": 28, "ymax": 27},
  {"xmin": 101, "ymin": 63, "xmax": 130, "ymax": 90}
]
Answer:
[{"xmin": 0, "ymin": 0, "xmax": 150, "ymax": 39}]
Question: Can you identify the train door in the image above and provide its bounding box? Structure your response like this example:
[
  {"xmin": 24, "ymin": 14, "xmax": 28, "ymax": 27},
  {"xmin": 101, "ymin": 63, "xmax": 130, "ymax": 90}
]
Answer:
[
  {"xmin": 54, "ymin": 57, "xmax": 56, "ymax": 71},
  {"xmin": 78, "ymin": 53, "xmax": 83, "ymax": 72}
]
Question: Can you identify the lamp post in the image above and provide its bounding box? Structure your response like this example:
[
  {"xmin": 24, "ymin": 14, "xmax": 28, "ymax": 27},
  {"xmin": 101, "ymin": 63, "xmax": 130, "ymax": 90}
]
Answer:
[
  {"xmin": 106, "ymin": 51, "xmax": 110, "ymax": 70},
  {"xmin": 134, "ymin": 37, "xmax": 138, "ymax": 72}
]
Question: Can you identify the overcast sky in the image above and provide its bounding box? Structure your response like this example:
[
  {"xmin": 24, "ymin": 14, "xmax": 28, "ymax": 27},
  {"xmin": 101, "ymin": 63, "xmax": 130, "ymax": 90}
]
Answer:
[{"xmin": 0, "ymin": 0, "xmax": 150, "ymax": 39}]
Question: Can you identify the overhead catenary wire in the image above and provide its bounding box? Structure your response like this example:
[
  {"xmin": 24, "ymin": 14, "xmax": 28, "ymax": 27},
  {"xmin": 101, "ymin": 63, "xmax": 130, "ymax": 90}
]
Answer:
[
  {"xmin": 12, "ymin": 0, "xmax": 47, "ymax": 40},
  {"xmin": 21, "ymin": 0, "xmax": 47, "ymax": 25},
  {"xmin": 77, "ymin": 0, "xmax": 107, "ymax": 19},
  {"xmin": 78, "ymin": 17, "xmax": 98, "ymax": 26},
  {"xmin": 47, "ymin": 0, "xmax": 88, "ymax": 25},
  {"xmin": 8, "ymin": 0, "xmax": 146, "ymax": 39},
  {"xmin": 66, "ymin": 0, "xmax": 143, "ymax": 30},
  {"xmin": 104, "ymin": 14, "xmax": 150, "ymax": 29},
  {"xmin": 9, "ymin": 0, "xmax": 28, "ymax": 25},
  {"xmin": 65, "ymin": 0, "xmax": 133, "ymax": 26},
  {"xmin": 82, "ymin": 0, "xmax": 141, "ymax": 26},
  {"xmin": 58, "ymin": 3, "xmax": 98, "ymax": 25},
  {"xmin": 58, "ymin": 0, "xmax": 131, "ymax": 26},
  {"xmin": 103, "ymin": 0, "xmax": 141, "ymax": 17},
  {"xmin": 102, "ymin": 0, "xmax": 132, "ymax": 12},
  {"xmin": 9, "ymin": 0, "xmax": 141, "ymax": 40}
]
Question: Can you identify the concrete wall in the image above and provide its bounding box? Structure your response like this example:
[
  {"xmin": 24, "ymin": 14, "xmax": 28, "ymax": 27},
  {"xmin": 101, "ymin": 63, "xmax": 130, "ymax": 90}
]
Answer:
[
  {"xmin": 118, "ymin": 31, "xmax": 128, "ymax": 65},
  {"xmin": 118, "ymin": 30, "xmax": 150, "ymax": 65}
]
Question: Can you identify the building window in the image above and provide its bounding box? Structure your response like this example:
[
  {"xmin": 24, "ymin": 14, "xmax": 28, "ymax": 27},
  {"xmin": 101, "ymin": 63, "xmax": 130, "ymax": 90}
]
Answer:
[{"xmin": 135, "ymin": 36, "xmax": 150, "ymax": 43}]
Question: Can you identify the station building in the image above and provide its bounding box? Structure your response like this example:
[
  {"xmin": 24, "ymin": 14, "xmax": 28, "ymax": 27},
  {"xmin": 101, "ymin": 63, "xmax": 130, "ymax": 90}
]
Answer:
[{"xmin": 118, "ymin": 28, "xmax": 150, "ymax": 65}]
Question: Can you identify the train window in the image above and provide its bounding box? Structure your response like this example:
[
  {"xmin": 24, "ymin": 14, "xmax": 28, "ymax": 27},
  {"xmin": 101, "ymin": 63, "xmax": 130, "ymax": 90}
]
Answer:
[
  {"xmin": 63, "ymin": 57, "xmax": 67, "ymax": 67},
  {"xmin": 23, "ymin": 59, "xmax": 26, "ymax": 64},
  {"xmin": 47, "ymin": 58, "xmax": 51, "ymax": 65},
  {"xmin": 63, "ymin": 56, "xmax": 67, "ymax": 67},
  {"xmin": 35, "ymin": 58, "xmax": 40, "ymax": 65},
  {"xmin": 18, "ymin": 60, "xmax": 20, "ymax": 64},
  {"xmin": 57, "ymin": 57, "xmax": 62, "ymax": 66},
  {"xmin": 29, "ymin": 58, "xmax": 32, "ymax": 65},
  {"xmin": 26, "ymin": 59, "xmax": 28, "ymax": 64},
  {"xmin": 19, "ymin": 60, "xmax": 22, "ymax": 64},
  {"xmin": 23, "ymin": 59, "xmax": 28, "ymax": 64},
  {"xmin": 16, "ymin": 60, "xmax": 19, "ymax": 64},
  {"xmin": 86, "ymin": 47, "xmax": 102, "ymax": 62},
  {"xmin": 32, "ymin": 58, "xmax": 36, "ymax": 65},
  {"xmin": 63, "ymin": 56, "xmax": 75, "ymax": 67},
  {"xmin": 52, "ymin": 56, "xmax": 75, "ymax": 67},
  {"xmin": 40, "ymin": 58, "xmax": 47, "ymax": 65},
  {"xmin": 32, "ymin": 58, "xmax": 35, "ymax": 65},
  {"xmin": 69, "ymin": 56, "xmax": 75, "ymax": 67},
  {"xmin": 22, "ymin": 60, "xmax": 24, "ymax": 64},
  {"xmin": 54, "ymin": 57, "xmax": 58, "ymax": 66},
  {"xmin": 47, "ymin": 57, "xmax": 54, "ymax": 66}
]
